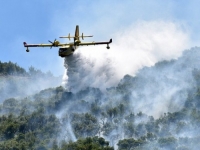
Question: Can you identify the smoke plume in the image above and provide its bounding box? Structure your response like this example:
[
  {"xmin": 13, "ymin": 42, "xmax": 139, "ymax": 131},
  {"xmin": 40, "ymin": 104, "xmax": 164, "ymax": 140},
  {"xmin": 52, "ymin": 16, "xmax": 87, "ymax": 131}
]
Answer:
[{"xmin": 63, "ymin": 21, "xmax": 190, "ymax": 92}]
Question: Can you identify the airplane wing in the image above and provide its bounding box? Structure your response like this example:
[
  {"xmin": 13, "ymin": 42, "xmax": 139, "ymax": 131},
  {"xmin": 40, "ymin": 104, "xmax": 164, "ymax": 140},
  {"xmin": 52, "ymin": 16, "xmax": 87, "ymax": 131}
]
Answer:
[
  {"xmin": 23, "ymin": 42, "xmax": 70, "ymax": 48},
  {"xmin": 78, "ymin": 39, "xmax": 112, "ymax": 46}
]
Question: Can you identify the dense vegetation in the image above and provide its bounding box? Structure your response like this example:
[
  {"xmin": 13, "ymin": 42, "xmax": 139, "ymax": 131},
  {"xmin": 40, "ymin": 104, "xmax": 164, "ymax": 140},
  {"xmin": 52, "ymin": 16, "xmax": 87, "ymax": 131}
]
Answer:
[
  {"xmin": 2, "ymin": 85, "xmax": 200, "ymax": 149},
  {"xmin": 0, "ymin": 61, "xmax": 53, "ymax": 77},
  {"xmin": 1, "ymin": 48, "xmax": 200, "ymax": 149}
]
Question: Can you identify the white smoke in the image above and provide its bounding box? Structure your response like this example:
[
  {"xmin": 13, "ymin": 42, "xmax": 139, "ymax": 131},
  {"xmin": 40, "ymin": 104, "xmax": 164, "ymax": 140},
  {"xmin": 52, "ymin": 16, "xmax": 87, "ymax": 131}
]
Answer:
[
  {"xmin": 56, "ymin": 111, "xmax": 77, "ymax": 142},
  {"xmin": 63, "ymin": 21, "xmax": 190, "ymax": 92}
]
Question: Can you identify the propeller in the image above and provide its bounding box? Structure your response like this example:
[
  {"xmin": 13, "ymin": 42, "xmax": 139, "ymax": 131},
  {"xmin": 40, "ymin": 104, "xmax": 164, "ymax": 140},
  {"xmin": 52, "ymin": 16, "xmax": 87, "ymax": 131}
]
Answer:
[{"xmin": 48, "ymin": 39, "xmax": 57, "ymax": 49}]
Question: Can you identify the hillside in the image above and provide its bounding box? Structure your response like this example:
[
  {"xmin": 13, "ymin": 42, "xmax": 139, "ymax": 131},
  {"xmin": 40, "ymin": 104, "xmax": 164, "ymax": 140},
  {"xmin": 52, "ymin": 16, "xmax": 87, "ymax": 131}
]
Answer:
[
  {"xmin": 0, "ymin": 61, "xmax": 62, "ymax": 102},
  {"xmin": 1, "ymin": 47, "xmax": 200, "ymax": 149}
]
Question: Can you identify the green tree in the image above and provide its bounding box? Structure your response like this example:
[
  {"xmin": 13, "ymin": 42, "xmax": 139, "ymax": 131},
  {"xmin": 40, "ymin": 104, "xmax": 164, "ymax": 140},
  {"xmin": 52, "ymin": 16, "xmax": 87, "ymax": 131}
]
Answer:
[
  {"xmin": 117, "ymin": 138, "xmax": 146, "ymax": 150},
  {"xmin": 60, "ymin": 137, "xmax": 113, "ymax": 150},
  {"xmin": 71, "ymin": 113, "xmax": 100, "ymax": 138}
]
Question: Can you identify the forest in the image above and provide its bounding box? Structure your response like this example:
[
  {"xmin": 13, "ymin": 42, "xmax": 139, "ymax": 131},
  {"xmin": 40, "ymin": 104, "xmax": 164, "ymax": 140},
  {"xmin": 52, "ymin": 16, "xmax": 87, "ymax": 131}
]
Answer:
[{"xmin": 1, "ymin": 47, "xmax": 200, "ymax": 149}]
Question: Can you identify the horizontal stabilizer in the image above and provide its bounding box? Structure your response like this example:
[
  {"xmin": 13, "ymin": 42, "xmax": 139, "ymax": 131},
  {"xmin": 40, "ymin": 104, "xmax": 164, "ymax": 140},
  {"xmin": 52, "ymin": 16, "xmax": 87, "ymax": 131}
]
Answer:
[{"xmin": 59, "ymin": 33, "xmax": 93, "ymax": 40}]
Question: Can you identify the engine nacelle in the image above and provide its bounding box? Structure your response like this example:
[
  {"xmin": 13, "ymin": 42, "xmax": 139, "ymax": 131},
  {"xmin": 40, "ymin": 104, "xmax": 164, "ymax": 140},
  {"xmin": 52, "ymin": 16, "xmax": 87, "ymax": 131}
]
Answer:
[
  {"xmin": 26, "ymin": 49, "xmax": 30, "ymax": 52},
  {"xmin": 106, "ymin": 45, "xmax": 110, "ymax": 49},
  {"xmin": 54, "ymin": 40, "xmax": 60, "ymax": 46},
  {"xmin": 75, "ymin": 40, "xmax": 81, "ymax": 45}
]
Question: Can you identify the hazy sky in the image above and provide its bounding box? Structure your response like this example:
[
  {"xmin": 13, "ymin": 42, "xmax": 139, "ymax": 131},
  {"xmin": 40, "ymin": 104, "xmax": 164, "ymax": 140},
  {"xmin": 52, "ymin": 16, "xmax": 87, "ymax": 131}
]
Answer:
[{"xmin": 1, "ymin": 0, "xmax": 200, "ymax": 76}]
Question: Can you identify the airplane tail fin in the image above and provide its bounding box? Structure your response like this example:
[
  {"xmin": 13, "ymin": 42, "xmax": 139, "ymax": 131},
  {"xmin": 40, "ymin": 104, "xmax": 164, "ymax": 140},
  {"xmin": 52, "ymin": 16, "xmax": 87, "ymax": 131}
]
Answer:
[
  {"xmin": 74, "ymin": 25, "xmax": 93, "ymax": 40},
  {"xmin": 75, "ymin": 25, "xmax": 79, "ymax": 41}
]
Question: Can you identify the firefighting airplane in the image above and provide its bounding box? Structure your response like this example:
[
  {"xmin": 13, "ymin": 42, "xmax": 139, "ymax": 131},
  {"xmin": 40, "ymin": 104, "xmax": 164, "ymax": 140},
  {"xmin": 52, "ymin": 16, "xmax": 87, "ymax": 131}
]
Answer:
[{"xmin": 23, "ymin": 25, "xmax": 112, "ymax": 57}]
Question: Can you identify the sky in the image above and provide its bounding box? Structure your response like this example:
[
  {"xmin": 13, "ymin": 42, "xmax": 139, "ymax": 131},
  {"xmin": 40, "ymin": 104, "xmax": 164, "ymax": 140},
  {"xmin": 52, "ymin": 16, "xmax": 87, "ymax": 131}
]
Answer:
[{"xmin": 1, "ymin": 0, "xmax": 200, "ymax": 76}]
